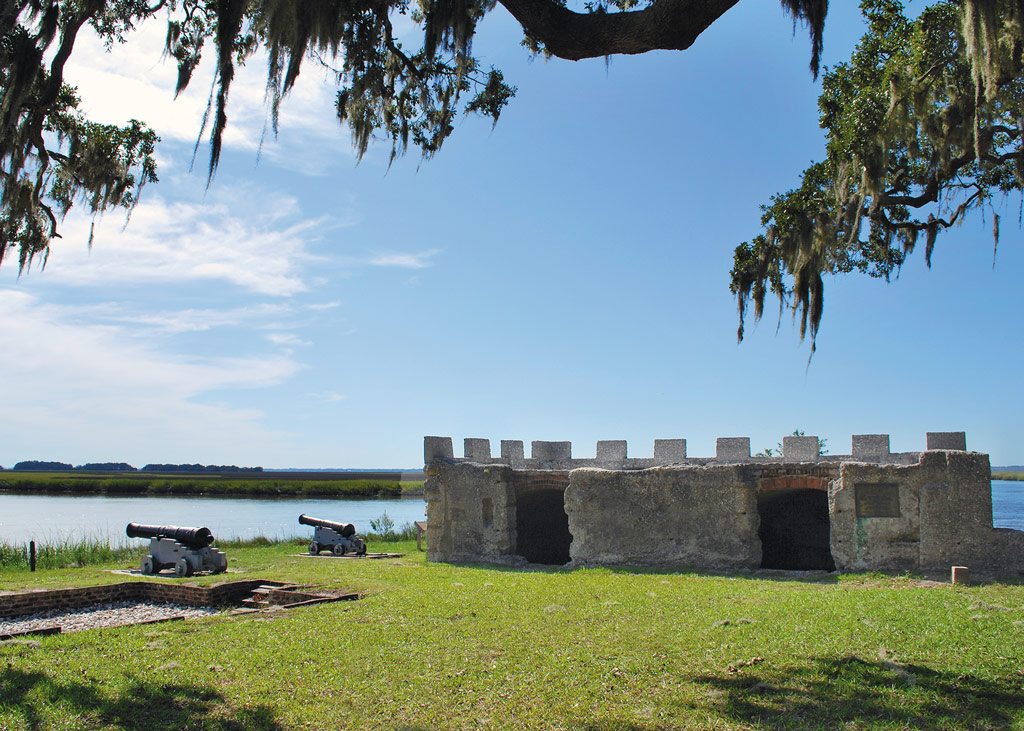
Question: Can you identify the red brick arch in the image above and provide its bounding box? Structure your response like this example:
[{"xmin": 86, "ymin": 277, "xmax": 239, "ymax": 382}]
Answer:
[{"xmin": 758, "ymin": 475, "xmax": 830, "ymax": 493}]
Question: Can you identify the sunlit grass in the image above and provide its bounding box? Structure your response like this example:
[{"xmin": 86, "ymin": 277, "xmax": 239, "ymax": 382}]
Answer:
[{"xmin": 2, "ymin": 543, "xmax": 1023, "ymax": 729}]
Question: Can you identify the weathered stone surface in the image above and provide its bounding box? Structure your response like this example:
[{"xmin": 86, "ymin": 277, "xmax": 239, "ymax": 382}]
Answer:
[
  {"xmin": 424, "ymin": 436, "xmax": 453, "ymax": 463},
  {"xmin": 464, "ymin": 438, "xmax": 491, "ymax": 461},
  {"xmin": 917, "ymin": 450, "xmax": 993, "ymax": 571},
  {"xmin": 500, "ymin": 440, "xmax": 525, "ymax": 467},
  {"xmin": 829, "ymin": 451, "xmax": 996, "ymax": 572},
  {"xmin": 595, "ymin": 440, "xmax": 627, "ymax": 464},
  {"xmin": 987, "ymin": 529, "xmax": 1024, "ymax": 577},
  {"xmin": 783, "ymin": 436, "xmax": 819, "ymax": 462},
  {"xmin": 926, "ymin": 432, "xmax": 967, "ymax": 450},
  {"xmin": 531, "ymin": 441, "xmax": 572, "ymax": 466},
  {"xmin": 423, "ymin": 434, "xmax": 1024, "ymax": 576},
  {"xmin": 852, "ymin": 434, "xmax": 890, "ymax": 460},
  {"xmin": 716, "ymin": 438, "xmax": 750, "ymax": 461},
  {"xmin": 424, "ymin": 462, "xmax": 516, "ymax": 563},
  {"xmin": 566, "ymin": 466, "xmax": 760, "ymax": 569},
  {"xmin": 830, "ymin": 463, "xmax": 924, "ymax": 572},
  {"xmin": 654, "ymin": 439, "xmax": 687, "ymax": 462}
]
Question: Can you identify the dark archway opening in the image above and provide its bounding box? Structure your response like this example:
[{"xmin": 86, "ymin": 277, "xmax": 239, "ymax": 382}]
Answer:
[
  {"xmin": 515, "ymin": 487, "xmax": 571, "ymax": 564},
  {"xmin": 758, "ymin": 488, "xmax": 835, "ymax": 571}
]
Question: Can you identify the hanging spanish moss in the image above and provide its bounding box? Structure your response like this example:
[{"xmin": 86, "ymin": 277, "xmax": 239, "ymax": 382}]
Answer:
[
  {"xmin": 732, "ymin": 0, "xmax": 1024, "ymax": 353},
  {"xmin": 3, "ymin": 0, "xmax": 826, "ymax": 273}
]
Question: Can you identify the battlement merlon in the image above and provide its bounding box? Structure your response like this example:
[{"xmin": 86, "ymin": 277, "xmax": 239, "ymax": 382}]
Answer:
[{"xmin": 422, "ymin": 432, "xmax": 969, "ymax": 469}]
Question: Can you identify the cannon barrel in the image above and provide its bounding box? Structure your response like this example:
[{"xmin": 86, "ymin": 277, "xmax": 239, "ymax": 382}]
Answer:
[
  {"xmin": 298, "ymin": 514, "xmax": 356, "ymax": 537},
  {"xmin": 126, "ymin": 523, "xmax": 215, "ymax": 549}
]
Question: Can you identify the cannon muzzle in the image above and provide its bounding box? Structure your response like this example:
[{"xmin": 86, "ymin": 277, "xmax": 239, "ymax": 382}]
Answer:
[
  {"xmin": 298, "ymin": 514, "xmax": 356, "ymax": 537},
  {"xmin": 126, "ymin": 523, "xmax": 215, "ymax": 549}
]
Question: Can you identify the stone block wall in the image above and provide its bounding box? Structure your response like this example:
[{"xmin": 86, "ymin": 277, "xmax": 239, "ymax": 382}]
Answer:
[
  {"xmin": 424, "ymin": 462, "xmax": 517, "ymax": 563},
  {"xmin": 424, "ymin": 431, "xmax": 1024, "ymax": 576},
  {"xmin": 566, "ymin": 465, "xmax": 761, "ymax": 569}
]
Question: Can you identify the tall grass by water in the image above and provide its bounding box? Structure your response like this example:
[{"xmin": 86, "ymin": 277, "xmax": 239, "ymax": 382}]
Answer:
[
  {"xmin": 0, "ymin": 536, "xmax": 147, "ymax": 571},
  {"xmin": 0, "ymin": 472, "xmax": 421, "ymax": 498},
  {"xmin": 993, "ymin": 471, "xmax": 1024, "ymax": 481},
  {"xmin": 0, "ymin": 514, "xmax": 417, "ymax": 570}
]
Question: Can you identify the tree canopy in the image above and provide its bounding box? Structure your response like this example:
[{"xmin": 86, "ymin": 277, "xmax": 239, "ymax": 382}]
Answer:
[
  {"xmin": 731, "ymin": 0, "xmax": 1024, "ymax": 352},
  {"xmin": 3, "ymin": 0, "xmax": 827, "ymax": 271},
  {"xmin": 5, "ymin": 0, "xmax": 1021, "ymax": 350}
]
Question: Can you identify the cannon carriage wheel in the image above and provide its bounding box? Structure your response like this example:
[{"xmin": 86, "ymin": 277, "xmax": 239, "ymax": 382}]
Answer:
[
  {"xmin": 332, "ymin": 543, "xmax": 346, "ymax": 556},
  {"xmin": 174, "ymin": 558, "xmax": 192, "ymax": 577},
  {"xmin": 140, "ymin": 556, "xmax": 154, "ymax": 575},
  {"xmin": 308, "ymin": 542, "xmax": 320, "ymax": 555}
]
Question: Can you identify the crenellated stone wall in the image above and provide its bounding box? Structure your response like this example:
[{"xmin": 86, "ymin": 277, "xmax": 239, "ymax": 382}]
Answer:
[
  {"xmin": 424, "ymin": 433, "xmax": 925, "ymax": 468},
  {"xmin": 424, "ymin": 431, "xmax": 1024, "ymax": 577}
]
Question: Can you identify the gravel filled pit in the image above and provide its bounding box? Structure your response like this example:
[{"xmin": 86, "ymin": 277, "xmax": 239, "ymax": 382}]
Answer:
[{"xmin": 0, "ymin": 601, "xmax": 220, "ymax": 637}]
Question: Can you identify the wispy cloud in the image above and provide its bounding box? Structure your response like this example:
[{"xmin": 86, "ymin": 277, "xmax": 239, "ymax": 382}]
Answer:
[
  {"xmin": 81, "ymin": 303, "xmax": 294, "ymax": 334},
  {"xmin": 366, "ymin": 248, "xmax": 442, "ymax": 269},
  {"xmin": 26, "ymin": 192, "xmax": 322, "ymax": 296},
  {"xmin": 305, "ymin": 300, "xmax": 343, "ymax": 311},
  {"xmin": 266, "ymin": 332, "xmax": 313, "ymax": 347},
  {"xmin": 65, "ymin": 16, "xmax": 351, "ymax": 169},
  {"xmin": 0, "ymin": 290, "xmax": 300, "ymax": 462}
]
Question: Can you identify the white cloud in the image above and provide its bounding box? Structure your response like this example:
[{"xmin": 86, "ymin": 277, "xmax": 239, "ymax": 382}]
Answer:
[
  {"xmin": 314, "ymin": 390, "xmax": 347, "ymax": 403},
  {"xmin": 65, "ymin": 15, "xmax": 351, "ymax": 166},
  {"xmin": 74, "ymin": 303, "xmax": 294, "ymax": 334},
  {"xmin": 0, "ymin": 290, "xmax": 301, "ymax": 462},
  {"xmin": 305, "ymin": 300, "xmax": 343, "ymax": 311},
  {"xmin": 267, "ymin": 332, "xmax": 313, "ymax": 347},
  {"xmin": 366, "ymin": 248, "xmax": 442, "ymax": 269},
  {"xmin": 28, "ymin": 192, "xmax": 322, "ymax": 296}
]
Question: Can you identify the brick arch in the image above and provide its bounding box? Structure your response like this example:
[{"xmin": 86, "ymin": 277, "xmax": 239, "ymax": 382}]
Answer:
[
  {"xmin": 758, "ymin": 475, "xmax": 831, "ymax": 493},
  {"xmin": 756, "ymin": 472, "xmax": 835, "ymax": 571},
  {"xmin": 513, "ymin": 473, "xmax": 571, "ymax": 565}
]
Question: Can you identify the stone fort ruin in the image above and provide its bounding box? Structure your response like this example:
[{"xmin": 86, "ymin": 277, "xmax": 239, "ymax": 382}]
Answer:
[{"xmin": 423, "ymin": 432, "xmax": 1024, "ymax": 576}]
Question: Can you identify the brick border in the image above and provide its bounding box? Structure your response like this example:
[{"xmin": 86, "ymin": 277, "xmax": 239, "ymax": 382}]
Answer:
[{"xmin": 0, "ymin": 580, "xmax": 285, "ymax": 619}]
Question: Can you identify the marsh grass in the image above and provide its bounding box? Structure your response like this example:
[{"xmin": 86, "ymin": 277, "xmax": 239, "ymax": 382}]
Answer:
[
  {"xmin": 0, "ymin": 536, "xmax": 147, "ymax": 570},
  {"xmin": 993, "ymin": 472, "xmax": 1024, "ymax": 481},
  {"xmin": 0, "ymin": 473, "xmax": 419, "ymax": 498},
  {"xmin": 2, "ymin": 543, "xmax": 1024, "ymax": 729}
]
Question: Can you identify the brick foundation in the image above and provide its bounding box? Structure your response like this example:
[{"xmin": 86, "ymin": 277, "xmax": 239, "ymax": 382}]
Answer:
[{"xmin": 0, "ymin": 580, "xmax": 285, "ymax": 619}]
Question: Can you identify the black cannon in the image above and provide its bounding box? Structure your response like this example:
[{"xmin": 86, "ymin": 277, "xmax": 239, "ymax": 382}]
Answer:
[
  {"xmin": 126, "ymin": 523, "xmax": 227, "ymax": 576},
  {"xmin": 126, "ymin": 523, "xmax": 214, "ymax": 549},
  {"xmin": 299, "ymin": 514, "xmax": 367, "ymax": 556}
]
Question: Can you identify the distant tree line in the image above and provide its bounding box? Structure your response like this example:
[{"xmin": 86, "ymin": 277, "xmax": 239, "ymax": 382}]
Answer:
[
  {"xmin": 12, "ymin": 461, "xmax": 76, "ymax": 471},
  {"xmin": 11, "ymin": 461, "xmax": 262, "ymax": 473},
  {"xmin": 140, "ymin": 464, "xmax": 264, "ymax": 473}
]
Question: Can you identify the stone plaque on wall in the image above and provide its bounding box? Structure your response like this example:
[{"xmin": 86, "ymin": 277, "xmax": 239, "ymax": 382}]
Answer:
[{"xmin": 855, "ymin": 483, "xmax": 901, "ymax": 518}]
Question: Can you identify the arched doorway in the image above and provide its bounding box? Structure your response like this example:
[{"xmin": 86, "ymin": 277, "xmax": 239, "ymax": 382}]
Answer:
[
  {"xmin": 758, "ymin": 488, "xmax": 835, "ymax": 571},
  {"xmin": 515, "ymin": 476, "xmax": 571, "ymax": 564}
]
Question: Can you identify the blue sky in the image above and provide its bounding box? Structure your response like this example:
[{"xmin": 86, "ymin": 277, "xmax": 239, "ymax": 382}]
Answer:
[{"xmin": 2, "ymin": 3, "xmax": 1022, "ymax": 468}]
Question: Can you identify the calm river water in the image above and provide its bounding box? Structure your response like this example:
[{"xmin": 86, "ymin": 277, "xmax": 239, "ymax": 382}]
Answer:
[
  {"xmin": 1, "ymin": 481, "xmax": 1022, "ymax": 546},
  {"xmin": 0, "ymin": 493, "xmax": 427, "ymax": 546}
]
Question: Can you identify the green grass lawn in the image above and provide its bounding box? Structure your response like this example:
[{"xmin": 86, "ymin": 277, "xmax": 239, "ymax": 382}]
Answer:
[{"xmin": 3, "ymin": 542, "xmax": 1024, "ymax": 730}]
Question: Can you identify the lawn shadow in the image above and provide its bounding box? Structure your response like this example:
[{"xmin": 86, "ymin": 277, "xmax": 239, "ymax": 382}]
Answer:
[
  {"xmin": 0, "ymin": 667, "xmax": 283, "ymax": 730},
  {"xmin": 693, "ymin": 655, "xmax": 1024, "ymax": 729},
  {"xmin": 447, "ymin": 560, "xmax": 841, "ymax": 584},
  {"xmin": 442, "ymin": 560, "xmax": 1024, "ymax": 587}
]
